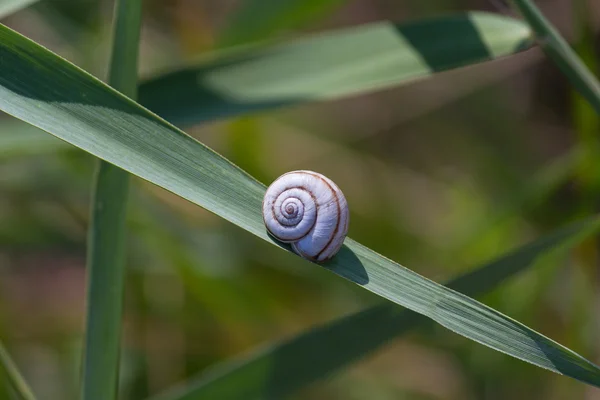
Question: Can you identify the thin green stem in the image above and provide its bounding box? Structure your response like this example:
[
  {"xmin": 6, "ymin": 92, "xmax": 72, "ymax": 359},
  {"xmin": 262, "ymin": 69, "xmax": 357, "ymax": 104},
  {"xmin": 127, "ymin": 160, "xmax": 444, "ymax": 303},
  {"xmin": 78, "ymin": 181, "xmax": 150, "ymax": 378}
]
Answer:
[
  {"xmin": 80, "ymin": 1, "xmax": 142, "ymax": 400},
  {"xmin": 0, "ymin": 341, "xmax": 36, "ymax": 400},
  {"xmin": 511, "ymin": 0, "xmax": 600, "ymax": 115},
  {"xmin": 107, "ymin": 0, "xmax": 143, "ymax": 98}
]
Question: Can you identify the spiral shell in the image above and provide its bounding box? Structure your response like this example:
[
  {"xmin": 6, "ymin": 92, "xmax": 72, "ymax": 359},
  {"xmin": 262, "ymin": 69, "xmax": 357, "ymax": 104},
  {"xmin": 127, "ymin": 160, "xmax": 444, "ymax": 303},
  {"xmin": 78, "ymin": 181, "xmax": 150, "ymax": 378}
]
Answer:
[{"xmin": 262, "ymin": 170, "xmax": 349, "ymax": 262}]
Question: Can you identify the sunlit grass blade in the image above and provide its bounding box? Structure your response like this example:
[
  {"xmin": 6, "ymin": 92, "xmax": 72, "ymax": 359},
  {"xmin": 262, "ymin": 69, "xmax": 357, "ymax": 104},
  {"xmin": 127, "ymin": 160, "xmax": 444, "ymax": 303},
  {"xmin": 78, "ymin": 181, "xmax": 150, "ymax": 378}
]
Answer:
[
  {"xmin": 0, "ymin": 341, "xmax": 36, "ymax": 400},
  {"xmin": 149, "ymin": 216, "xmax": 600, "ymax": 400},
  {"xmin": 80, "ymin": 1, "xmax": 142, "ymax": 400},
  {"xmin": 0, "ymin": 0, "xmax": 38, "ymax": 19},
  {"xmin": 511, "ymin": 0, "xmax": 600, "ymax": 114},
  {"xmin": 139, "ymin": 12, "xmax": 533, "ymax": 127},
  {"xmin": 0, "ymin": 18, "xmax": 599, "ymax": 389},
  {"xmin": 218, "ymin": 0, "xmax": 346, "ymax": 47}
]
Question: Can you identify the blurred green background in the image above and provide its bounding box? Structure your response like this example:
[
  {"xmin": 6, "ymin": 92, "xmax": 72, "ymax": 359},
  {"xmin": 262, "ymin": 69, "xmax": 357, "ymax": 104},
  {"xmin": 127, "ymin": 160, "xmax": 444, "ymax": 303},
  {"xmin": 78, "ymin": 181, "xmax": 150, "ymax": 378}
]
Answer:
[{"xmin": 1, "ymin": 0, "xmax": 600, "ymax": 399}]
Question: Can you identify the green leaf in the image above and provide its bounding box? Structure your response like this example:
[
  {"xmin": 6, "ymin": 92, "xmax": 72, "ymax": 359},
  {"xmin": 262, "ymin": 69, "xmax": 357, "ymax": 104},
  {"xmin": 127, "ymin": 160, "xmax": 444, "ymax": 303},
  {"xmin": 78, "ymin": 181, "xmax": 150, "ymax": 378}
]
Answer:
[
  {"xmin": 0, "ymin": 13, "xmax": 598, "ymax": 391},
  {"xmin": 511, "ymin": 0, "xmax": 600, "ymax": 115},
  {"xmin": 139, "ymin": 12, "xmax": 533, "ymax": 127},
  {"xmin": 0, "ymin": 341, "xmax": 36, "ymax": 400},
  {"xmin": 218, "ymin": 0, "xmax": 347, "ymax": 47},
  {"xmin": 148, "ymin": 216, "xmax": 600, "ymax": 400},
  {"xmin": 80, "ymin": 1, "xmax": 142, "ymax": 400},
  {"xmin": 0, "ymin": 0, "xmax": 37, "ymax": 19}
]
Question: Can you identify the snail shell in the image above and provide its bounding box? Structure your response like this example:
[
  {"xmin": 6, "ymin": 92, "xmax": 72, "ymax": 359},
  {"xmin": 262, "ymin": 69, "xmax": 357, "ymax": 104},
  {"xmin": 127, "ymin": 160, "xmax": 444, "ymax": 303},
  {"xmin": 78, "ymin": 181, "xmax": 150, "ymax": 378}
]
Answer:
[{"xmin": 262, "ymin": 170, "xmax": 349, "ymax": 262}]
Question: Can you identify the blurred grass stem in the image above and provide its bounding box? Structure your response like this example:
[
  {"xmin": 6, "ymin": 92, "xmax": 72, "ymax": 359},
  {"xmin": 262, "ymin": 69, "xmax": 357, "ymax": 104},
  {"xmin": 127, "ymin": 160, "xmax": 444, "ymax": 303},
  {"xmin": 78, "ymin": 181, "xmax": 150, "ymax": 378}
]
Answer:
[
  {"xmin": 512, "ymin": 0, "xmax": 600, "ymax": 114},
  {"xmin": 80, "ymin": 1, "xmax": 142, "ymax": 400}
]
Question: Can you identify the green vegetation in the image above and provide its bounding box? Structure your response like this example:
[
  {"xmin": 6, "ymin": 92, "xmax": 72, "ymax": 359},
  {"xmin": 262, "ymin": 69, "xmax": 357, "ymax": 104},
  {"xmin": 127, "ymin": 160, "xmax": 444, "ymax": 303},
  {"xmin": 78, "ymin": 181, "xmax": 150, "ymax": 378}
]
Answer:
[{"xmin": 0, "ymin": 0, "xmax": 599, "ymax": 399}]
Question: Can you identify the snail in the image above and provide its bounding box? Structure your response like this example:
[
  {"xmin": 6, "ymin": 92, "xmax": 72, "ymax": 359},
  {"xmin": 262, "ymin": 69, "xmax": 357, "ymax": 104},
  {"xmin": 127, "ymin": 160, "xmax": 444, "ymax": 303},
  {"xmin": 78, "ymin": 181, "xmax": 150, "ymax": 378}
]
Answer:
[{"xmin": 262, "ymin": 170, "xmax": 349, "ymax": 262}]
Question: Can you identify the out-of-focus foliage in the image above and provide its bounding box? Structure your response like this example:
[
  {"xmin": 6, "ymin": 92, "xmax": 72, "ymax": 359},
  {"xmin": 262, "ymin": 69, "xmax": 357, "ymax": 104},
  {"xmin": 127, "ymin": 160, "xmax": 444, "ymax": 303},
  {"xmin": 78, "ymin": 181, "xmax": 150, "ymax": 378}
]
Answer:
[
  {"xmin": 9, "ymin": 9, "xmax": 595, "ymax": 391},
  {"xmin": 217, "ymin": 0, "xmax": 348, "ymax": 47},
  {"xmin": 0, "ymin": 1, "xmax": 600, "ymax": 400}
]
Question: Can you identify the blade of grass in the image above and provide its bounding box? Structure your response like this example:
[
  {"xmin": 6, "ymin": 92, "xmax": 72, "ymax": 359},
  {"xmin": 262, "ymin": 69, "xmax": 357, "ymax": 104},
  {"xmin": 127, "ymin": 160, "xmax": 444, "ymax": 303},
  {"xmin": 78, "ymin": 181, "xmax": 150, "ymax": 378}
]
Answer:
[
  {"xmin": 139, "ymin": 12, "xmax": 533, "ymax": 127},
  {"xmin": 511, "ymin": 0, "xmax": 600, "ymax": 115},
  {"xmin": 0, "ymin": 341, "xmax": 36, "ymax": 400},
  {"xmin": 0, "ymin": 0, "xmax": 38, "ymax": 19},
  {"xmin": 0, "ymin": 16, "xmax": 599, "ymax": 388},
  {"xmin": 149, "ymin": 216, "xmax": 600, "ymax": 400},
  {"xmin": 80, "ymin": 1, "xmax": 142, "ymax": 400}
]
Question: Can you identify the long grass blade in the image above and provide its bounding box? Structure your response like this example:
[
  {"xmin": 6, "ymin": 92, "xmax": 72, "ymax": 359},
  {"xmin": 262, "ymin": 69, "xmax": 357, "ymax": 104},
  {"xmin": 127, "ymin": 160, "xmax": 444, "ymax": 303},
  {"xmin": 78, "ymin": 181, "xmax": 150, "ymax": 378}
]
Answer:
[
  {"xmin": 80, "ymin": 1, "xmax": 142, "ymax": 400},
  {"xmin": 0, "ymin": 16, "xmax": 599, "ymax": 388},
  {"xmin": 149, "ymin": 216, "xmax": 600, "ymax": 400},
  {"xmin": 0, "ymin": 341, "xmax": 36, "ymax": 400},
  {"xmin": 511, "ymin": 0, "xmax": 600, "ymax": 114},
  {"xmin": 139, "ymin": 12, "xmax": 533, "ymax": 127}
]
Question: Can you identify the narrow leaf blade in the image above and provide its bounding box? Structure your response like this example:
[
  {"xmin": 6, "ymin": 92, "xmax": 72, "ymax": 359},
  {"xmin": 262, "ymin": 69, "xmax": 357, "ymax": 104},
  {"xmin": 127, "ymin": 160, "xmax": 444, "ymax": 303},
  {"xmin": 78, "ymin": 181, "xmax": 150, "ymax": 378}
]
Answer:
[
  {"xmin": 512, "ymin": 0, "xmax": 600, "ymax": 115},
  {"xmin": 149, "ymin": 216, "xmax": 600, "ymax": 400},
  {"xmin": 138, "ymin": 12, "xmax": 533, "ymax": 127}
]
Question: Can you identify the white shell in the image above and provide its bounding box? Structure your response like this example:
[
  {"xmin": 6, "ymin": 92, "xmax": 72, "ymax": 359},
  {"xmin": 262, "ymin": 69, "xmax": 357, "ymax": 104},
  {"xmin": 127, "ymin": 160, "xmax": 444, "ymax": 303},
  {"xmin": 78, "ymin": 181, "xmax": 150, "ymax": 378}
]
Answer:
[{"xmin": 262, "ymin": 170, "xmax": 349, "ymax": 262}]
